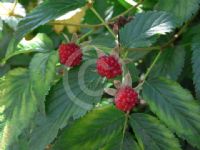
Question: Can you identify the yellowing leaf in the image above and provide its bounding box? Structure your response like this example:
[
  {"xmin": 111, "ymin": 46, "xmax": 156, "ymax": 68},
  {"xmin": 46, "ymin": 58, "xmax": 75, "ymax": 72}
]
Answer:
[{"xmin": 53, "ymin": 7, "xmax": 86, "ymax": 34}]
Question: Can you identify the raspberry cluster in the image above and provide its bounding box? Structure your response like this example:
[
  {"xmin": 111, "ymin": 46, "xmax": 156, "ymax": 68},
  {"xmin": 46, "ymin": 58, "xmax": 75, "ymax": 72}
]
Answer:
[
  {"xmin": 114, "ymin": 86, "xmax": 138, "ymax": 112},
  {"xmin": 59, "ymin": 43, "xmax": 82, "ymax": 67},
  {"xmin": 58, "ymin": 42, "xmax": 138, "ymax": 112},
  {"xmin": 96, "ymin": 55, "xmax": 122, "ymax": 79}
]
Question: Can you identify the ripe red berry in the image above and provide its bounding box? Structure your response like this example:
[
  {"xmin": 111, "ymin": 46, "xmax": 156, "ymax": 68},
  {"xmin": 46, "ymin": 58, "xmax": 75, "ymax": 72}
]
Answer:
[
  {"xmin": 59, "ymin": 43, "xmax": 82, "ymax": 67},
  {"xmin": 114, "ymin": 86, "xmax": 138, "ymax": 112},
  {"xmin": 96, "ymin": 55, "xmax": 122, "ymax": 79}
]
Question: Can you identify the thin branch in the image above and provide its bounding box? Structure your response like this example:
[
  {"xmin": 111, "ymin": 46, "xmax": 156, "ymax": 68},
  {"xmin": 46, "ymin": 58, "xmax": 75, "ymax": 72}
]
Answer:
[
  {"xmin": 90, "ymin": 7, "xmax": 116, "ymax": 39},
  {"xmin": 50, "ymin": 0, "xmax": 143, "ymax": 29},
  {"xmin": 144, "ymin": 51, "xmax": 161, "ymax": 80},
  {"xmin": 49, "ymin": 21, "xmax": 104, "ymax": 28},
  {"xmin": 77, "ymin": 29, "xmax": 94, "ymax": 43},
  {"xmin": 120, "ymin": 111, "xmax": 129, "ymax": 150},
  {"xmin": 111, "ymin": 0, "xmax": 144, "ymax": 21}
]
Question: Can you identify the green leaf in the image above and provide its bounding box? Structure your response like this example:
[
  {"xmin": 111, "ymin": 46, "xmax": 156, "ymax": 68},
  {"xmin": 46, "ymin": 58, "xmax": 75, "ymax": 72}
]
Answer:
[
  {"xmin": 29, "ymin": 51, "xmax": 58, "ymax": 99},
  {"xmin": 91, "ymin": 33, "xmax": 116, "ymax": 49},
  {"xmin": 149, "ymin": 47, "xmax": 185, "ymax": 80},
  {"xmin": 29, "ymin": 62, "xmax": 105, "ymax": 150},
  {"xmin": 0, "ymin": 68, "xmax": 38, "ymax": 149},
  {"xmin": 142, "ymin": 78, "xmax": 200, "ymax": 148},
  {"xmin": 84, "ymin": 0, "xmax": 125, "ymax": 24},
  {"xmin": 53, "ymin": 106, "xmax": 125, "ymax": 150},
  {"xmin": 192, "ymin": 35, "xmax": 200, "ymax": 99},
  {"xmin": 5, "ymin": 33, "xmax": 54, "ymax": 61},
  {"xmin": 0, "ymin": 22, "xmax": 13, "ymax": 59},
  {"xmin": 102, "ymin": 131, "xmax": 141, "ymax": 150},
  {"xmin": 130, "ymin": 113, "xmax": 181, "ymax": 150},
  {"xmin": 119, "ymin": 11, "xmax": 176, "ymax": 48},
  {"xmin": 155, "ymin": 0, "xmax": 200, "ymax": 25},
  {"xmin": 122, "ymin": 132, "xmax": 141, "ymax": 150},
  {"xmin": 181, "ymin": 24, "xmax": 200, "ymax": 44},
  {"xmin": 63, "ymin": 62, "xmax": 105, "ymax": 110},
  {"xmin": 0, "ymin": 64, "xmax": 10, "ymax": 77},
  {"xmin": 127, "ymin": 50, "xmax": 150, "ymax": 62},
  {"xmin": 17, "ymin": 33, "xmax": 54, "ymax": 52},
  {"xmin": 126, "ymin": 62, "xmax": 140, "ymax": 82},
  {"xmin": 7, "ymin": 0, "xmax": 86, "ymax": 54},
  {"xmin": 28, "ymin": 81, "xmax": 88, "ymax": 150}
]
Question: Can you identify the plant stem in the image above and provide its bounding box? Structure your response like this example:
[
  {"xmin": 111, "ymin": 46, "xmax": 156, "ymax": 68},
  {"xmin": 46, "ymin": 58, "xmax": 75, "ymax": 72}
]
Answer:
[
  {"xmin": 77, "ymin": 29, "xmax": 94, "ymax": 43},
  {"xmin": 111, "ymin": 0, "xmax": 144, "ymax": 21},
  {"xmin": 50, "ymin": 21, "xmax": 104, "ymax": 28},
  {"xmin": 120, "ymin": 111, "xmax": 129, "ymax": 150},
  {"xmin": 90, "ymin": 7, "xmax": 116, "ymax": 39},
  {"xmin": 50, "ymin": 0, "xmax": 143, "ymax": 29},
  {"xmin": 135, "ymin": 51, "xmax": 162, "ymax": 91},
  {"xmin": 143, "ymin": 51, "xmax": 162, "ymax": 81},
  {"xmin": 1, "ymin": 50, "xmax": 36, "ymax": 65},
  {"xmin": 125, "ymin": 46, "xmax": 160, "ymax": 51}
]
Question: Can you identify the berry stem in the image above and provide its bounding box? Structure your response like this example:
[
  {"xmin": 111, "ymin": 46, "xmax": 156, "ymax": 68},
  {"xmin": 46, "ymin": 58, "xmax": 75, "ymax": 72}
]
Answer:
[
  {"xmin": 120, "ymin": 111, "xmax": 129, "ymax": 150},
  {"xmin": 77, "ymin": 29, "xmax": 94, "ymax": 43},
  {"xmin": 90, "ymin": 7, "xmax": 117, "ymax": 39},
  {"xmin": 135, "ymin": 51, "xmax": 162, "ymax": 91},
  {"xmin": 143, "ymin": 51, "xmax": 162, "ymax": 81}
]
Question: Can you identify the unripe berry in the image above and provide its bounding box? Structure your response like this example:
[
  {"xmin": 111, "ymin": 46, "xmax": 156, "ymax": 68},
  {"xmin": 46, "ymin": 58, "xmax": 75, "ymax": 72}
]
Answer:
[
  {"xmin": 96, "ymin": 55, "xmax": 122, "ymax": 79},
  {"xmin": 59, "ymin": 43, "xmax": 82, "ymax": 67}
]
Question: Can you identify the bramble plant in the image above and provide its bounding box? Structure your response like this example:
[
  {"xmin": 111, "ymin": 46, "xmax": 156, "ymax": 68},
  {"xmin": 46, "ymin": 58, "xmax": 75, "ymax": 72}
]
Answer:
[{"xmin": 0, "ymin": 0, "xmax": 200, "ymax": 150}]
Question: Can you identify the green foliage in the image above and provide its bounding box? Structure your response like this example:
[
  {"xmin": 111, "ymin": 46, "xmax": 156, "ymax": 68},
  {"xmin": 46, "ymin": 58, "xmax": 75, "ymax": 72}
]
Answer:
[
  {"xmin": 6, "ymin": 33, "xmax": 54, "ymax": 61},
  {"xmin": 53, "ymin": 106, "xmax": 125, "ymax": 150},
  {"xmin": 130, "ymin": 113, "xmax": 181, "ymax": 150},
  {"xmin": 0, "ymin": 0, "xmax": 200, "ymax": 149},
  {"xmin": 63, "ymin": 63, "xmax": 105, "ymax": 110},
  {"xmin": 29, "ymin": 51, "xmax": 58, "ymax": 105},
  {"xmin": 7, "ymin": 0, "xmax": 86, "ymax": 54},
  {"xmin": 0, "ymin": 69, "xmax": 38, "ymax": 149},
  {"xmin": 120, "ymin": 11, "xmax": 176, "ymax": 48},
  {"xmin": 192, "ymin": 35, "xmax": 200, "ymax": 99},
  {"xmin": 143, "ymin": 78, "xmax": 200, "ymax": 148},
  {"xmin": 149, "ymin": 47, "xmax": 185, "ymax": 80},
  {"xmin": 0, "ymin": 23, "xmax": 13, "ymax": 59},
  {"xmin": 28, "ymin": 81, "xmax": 87, "ymax": 150},
  {"xmin": 155, "ymin": 0, "xmax": 200, "ymax": 25}
]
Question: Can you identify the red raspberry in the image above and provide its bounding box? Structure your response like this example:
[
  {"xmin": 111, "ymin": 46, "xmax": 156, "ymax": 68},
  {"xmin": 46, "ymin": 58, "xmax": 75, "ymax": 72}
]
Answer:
[
  {"xmin": 114, "ymin": 86, "xmax": 138, "ymax": 112},
  {"xmin": 59, "ymin": 43, "xmax": 82, "ymax": 67},
  {"xmin": 96, "ymin": 55, "xmax": 122, "ymax": 79}
]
